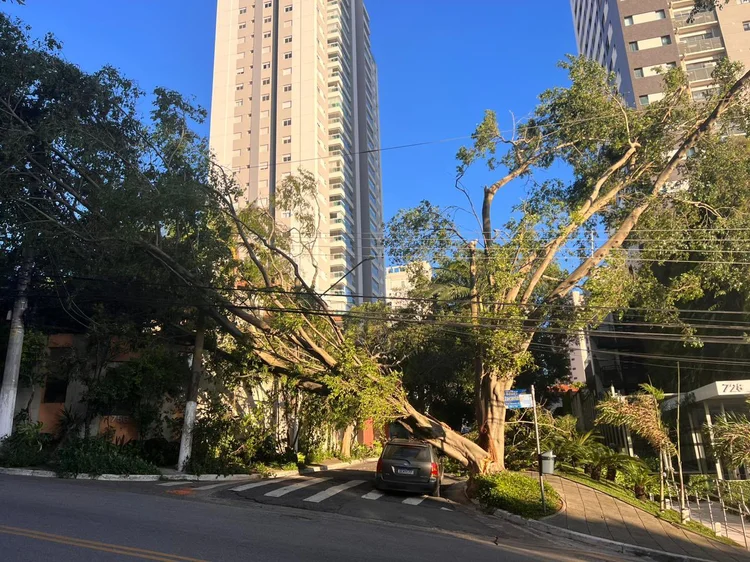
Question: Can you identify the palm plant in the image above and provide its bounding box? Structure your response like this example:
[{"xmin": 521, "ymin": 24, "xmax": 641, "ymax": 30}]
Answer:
[
  {"xmin": 712, "ymin": 411, "xmax": 750, "ymax": 470},
  {"xmin": 624, "ymin": 463, "xmax": 658, "ymax": 500},
  {"xmin": 555, "ymin": 429, "xmax": 599, "ymax": 468}
]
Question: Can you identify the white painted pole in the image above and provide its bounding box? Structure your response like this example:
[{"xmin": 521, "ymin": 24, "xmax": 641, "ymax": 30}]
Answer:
[
  {"xmin": 0, "ymin": 251, "xmax": 32, "ymax": 440},
  {"xmin": 531, "ymin": 384, "xmax": 546, "ymax": 514},
  {"xmin": 177, "ymin": 315, "xmax": 205, "ymax": 472}
]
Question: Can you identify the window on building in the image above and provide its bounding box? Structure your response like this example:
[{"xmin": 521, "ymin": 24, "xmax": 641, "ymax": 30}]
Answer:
[
  {"xmin": 284, "ymin": 5, "xmax": 293, "ymax": 12},
  {"xmin": 284, "ymin": 36, "xmax": 292, "ymax": 43},
  {"xmin": 262, "ymin": 94, "xmax": 270, "ymax": 101},
  {"xmin": 283, "ymin": 84, "xmax": 292, "ymax": 92},
  {"xmin": 282, "ymin": 68, "xmax": 292, "ymax": 75},
  {"xmin": 236, "ymin": 84, "xmax": 244, "ymax": 90},
  {"xmin": 283, "ymin": 136, "xmax": 291, "ymax": 144},
  {"xmin": 261, "ymin": 110, "xmax": 269, "ymax": 118},
  {"xmin": 235, "ymin": 99, "xmax": 243, "ymax": 107},
  {"xmin": 263, "ymin": 31, "xmax": 271, "ymax": 38},
  {"xmin": 284, "ymin": 20, "xmax": 292, "ymax": 28},
  {"xmin": 628, "ymin": 41, "xmax": 639, "ymax": 52},
  {"xmin": 260, "ymin": 162, "xmax": 269, "ymax": 170},
  {"xmin": 665, "ymin": 61, "xmax": 677, "ymax": 69},
  {"xmin": 236, "ymin": 68, "xmax": 245, "ymax": 74},
  {"xmin": 260, "ymin": 127, "xmax": 269, "ymax": 135},
  {"xmin": 282, "ymin": 100, "xmax": 291, "ymax": 109},
  {"xmin": 661, "ymin": 35, "xmax": 672, "ymax": 46},
  {"xmin": 239, "ymin": 22, "xmax": 247, "ymax": 29},
  {"xmin": 656, "ymin": 9, "xmax": 666, "ymax": 19},
  {"xmin": 639, "ymin": 95, "xmax": 650, "ymax": 106},
  {"xmin": 264, "ymin": 16, "xmax": 272, "ymax": 23},
  {"xmin": 624, "ymin": 16, "xmax": 633, "ymax": 26},
  {"xmin": 744, "ymin": 21, "xmax": 750, "ymax": 32},
  {"xmin": 282, "ymin": 155, "xmax": 292, "ymax": 162},
  {"xmin": 240, "ymin": 7, "xmax": 247, "ymax": 14},
  {"xmin": 264, "ymin": 1, "xmax": 272, "ymax": 8},
  {"xmin": 262, "ymin": 62, "xmax": 271, "ymax": 69},
  {"xmin": 634, "ymin": 67, "xmax": 644, "ymax": 78},
  {"xmin": 284, "ymin": 52, "xmax": 292, "ymax": 59},
  {"xmin": 283, "ymin": 118, "xmax": 292, "ymax": 126},
  {"xmin": 260, "ymin": 144, "xmax": 269, "ymax": 152},
  {"xmin": 262, "ymin": 78, "xmax": 271, "ymax": 85}
]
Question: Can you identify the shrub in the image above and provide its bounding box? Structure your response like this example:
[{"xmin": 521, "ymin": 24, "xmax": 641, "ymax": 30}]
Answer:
[
  {"xmin": 0, "ymin": 417, "xmax": 53, "ymax": 467},
  {"xmin": 55, "ymin": 435, "xmax": 160, "ymax": 476},
  {"xmin": 474, "ymin": 471, "xmax": 562, "ymax": 519}
]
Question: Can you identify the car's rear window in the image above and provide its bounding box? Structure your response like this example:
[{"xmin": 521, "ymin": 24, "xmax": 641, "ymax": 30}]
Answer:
[{"xmin": 383, "ymin": 444, "xmax": 431, "ymax": 461}]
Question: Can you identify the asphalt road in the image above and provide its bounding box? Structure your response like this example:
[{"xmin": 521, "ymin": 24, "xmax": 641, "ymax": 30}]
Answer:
[{"xmin": 0, "ymin": 469, "xmax": 646, "ymax": 561}]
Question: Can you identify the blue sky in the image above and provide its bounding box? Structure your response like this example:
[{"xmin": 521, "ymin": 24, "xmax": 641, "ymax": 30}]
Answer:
[{"xmin": 4, "ymin": 0, "xmax": 578, "ymax": 233}]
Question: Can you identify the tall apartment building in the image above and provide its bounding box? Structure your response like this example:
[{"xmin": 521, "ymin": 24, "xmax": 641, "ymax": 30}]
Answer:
[
  {"xmin": 210, "ymin": 0, "xmax": 386, "ymax": 307},
  {"xmin": 570, "ymin": 0, "xmax": 750, "ymax": 108}
]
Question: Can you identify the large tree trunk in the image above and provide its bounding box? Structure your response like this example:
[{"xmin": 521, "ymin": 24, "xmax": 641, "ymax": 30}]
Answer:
[
  {"xmin": 0, "ymin": 249, "xmax": 32, "ymax": 440},
  {"xmin": 399, "ymin": 400, "xmax": 492, "ymax": 474},
  {"xmin": 476, "ymin": 375, "xmax": 512, "ymax": 471}
]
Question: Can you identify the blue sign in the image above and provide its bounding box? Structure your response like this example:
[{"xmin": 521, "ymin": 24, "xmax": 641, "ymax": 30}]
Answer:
[{"xmin": 504, "ymin": 389, "xmax": 533, "ymax": 409}]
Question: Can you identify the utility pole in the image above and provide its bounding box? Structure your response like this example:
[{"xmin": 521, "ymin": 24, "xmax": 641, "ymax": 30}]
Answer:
[
  {"xmin": 0, "ymin": 249, "xmax": 32, "ymax": 440},
  {"xmin": 177, "ymin": 313, "xmax": 205, "ymax": 472},
  {"xmin": 676, "ymin": 362, "xmax": 689, "ymax": 523}
]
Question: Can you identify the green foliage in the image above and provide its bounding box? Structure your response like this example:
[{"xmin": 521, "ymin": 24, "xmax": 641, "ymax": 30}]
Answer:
[
  {"xmin": 81, "ymin": 346, "xmax": 190, "ymax": 437},
  {"xmin": 474, "ymin": 472, "xmax": 562, "ymax": 519},
  {"xmin": 55, "ymin": 435, "xmax": 160, "ymax": 477},
  {"xmin": 0, "ymin": 416, "xmax": 53, "ymax": 467},
  {"xmin": 184, "ymin": 395, "xmax": 277, "ymax": 475}
]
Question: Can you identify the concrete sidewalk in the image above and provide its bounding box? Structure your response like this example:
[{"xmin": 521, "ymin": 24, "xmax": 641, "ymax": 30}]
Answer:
[{"xmin": 544, "ymin": 475, "xmax": 750, "ymax": 562}]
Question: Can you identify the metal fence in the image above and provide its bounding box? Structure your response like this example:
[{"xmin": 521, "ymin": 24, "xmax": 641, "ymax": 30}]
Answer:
[{"xmin": 659, "ymin": 476, "xmax": 750, "ymax": 549}]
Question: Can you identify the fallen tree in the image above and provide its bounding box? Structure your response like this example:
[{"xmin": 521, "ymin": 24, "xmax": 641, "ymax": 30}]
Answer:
[{"xmin": 3, "ymin": 14, "xmax": 750, "ymax": 472}]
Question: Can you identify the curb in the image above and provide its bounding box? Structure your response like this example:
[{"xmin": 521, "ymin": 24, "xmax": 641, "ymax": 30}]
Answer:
[
  {"xmin": 475, "ymin": 496, "xmax": 718, "ymax": 562},
  {"xmin": 0, "ymin": 467, "xmax": 56, "ymax": 478},
  {"xmin": 0, "ymin": 458, "xmax": 379, "ymax": 482}
]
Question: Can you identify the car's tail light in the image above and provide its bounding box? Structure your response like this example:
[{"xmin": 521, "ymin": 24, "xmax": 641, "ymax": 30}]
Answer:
[
  {"xmin": 376, "ymin": 458, "xmax": 383, "ymax": 473},
  {"xmin": 430, "ymin": 462, "xmax": 439, "ymax": 477}
]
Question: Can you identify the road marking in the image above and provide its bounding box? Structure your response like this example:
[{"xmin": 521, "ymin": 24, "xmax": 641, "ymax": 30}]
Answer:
[
  {"xmin": 0, "ymin": 525, "xmax": 208, "ymax": 562},
  {"xmin": 264, "ymin": 477, "xmax": 330, "ymax": 497},
  {"xmin": 402, "ymin": 496, "xmax": 426, "ymax": 505},
  {"xmin": 230, "ymin": 477, "xmax": 294, "ymax": 492},
  {"xmin": 303, "ymin": 479, "xmax": 366, "ymax": 503},
  {"xmin": 192, "ymin": 482, "xmax": 236, "ymax": 491},
  {"xmin": 441, "ymin": 507, "xmax": 453, "ymax": 511},
  {"xmin": 361, "ymin": 491, "xmax": 383, "ymax": 500},
  {"xmin": 158, "ymin": 481, "xmax": 191, "ymax": 487}
]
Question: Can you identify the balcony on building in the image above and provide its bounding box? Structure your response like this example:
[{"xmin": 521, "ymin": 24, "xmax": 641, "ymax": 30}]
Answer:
[
  {"xmin": 673, "ymin": 9, "xmax": 718, "ymax": 30},
  {"xmin": 678, "ymin": 35, "xmax": 724, "ymax": 57}
]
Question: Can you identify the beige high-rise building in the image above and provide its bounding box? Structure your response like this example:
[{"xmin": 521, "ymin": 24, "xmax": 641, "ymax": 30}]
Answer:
[
  {"xmin": 571, "ymin": 0, "xmax": 750, "ymax": 108},
  {"xmin": 210, "ymin": 0, "xmax": 385, "ymax": 307}
]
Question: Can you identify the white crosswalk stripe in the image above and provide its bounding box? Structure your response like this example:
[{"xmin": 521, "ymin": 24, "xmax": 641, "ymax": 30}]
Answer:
[
  {"xmin": 230, "ymin": 477, "xmax": 294, "ymax": 492},
  {"xmin": 303, "ymin": 479, "xmax": 366, "ymax": 503},
  {"xmin": 402, "ymin": 496, "xmax": 426, "ymax": 505},
  {"xmin": 265, "ymin": 477, "xmax": 330, "ymax": 497},
  {"xmin": 158, "ymin": 481, "xmax": 191, "ymax": 487},
  {"xmin": 361, "ymin": 491, "xmax": 383, "ymax": 500}
]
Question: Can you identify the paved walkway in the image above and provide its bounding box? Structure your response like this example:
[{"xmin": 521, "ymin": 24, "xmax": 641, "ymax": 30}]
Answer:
[{"xmin": 544, "ymin": 475, "xmax": 750, "ymax": 562}]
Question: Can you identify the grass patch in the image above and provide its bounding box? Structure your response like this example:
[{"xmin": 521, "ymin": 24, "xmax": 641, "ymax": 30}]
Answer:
[
  {"xmin": 475, "ymin": 471, "xmax": 562, "ymax": 519},
  {"xmin": 560, "ymin": 468, "xmax": 738, "ymax": 546}
]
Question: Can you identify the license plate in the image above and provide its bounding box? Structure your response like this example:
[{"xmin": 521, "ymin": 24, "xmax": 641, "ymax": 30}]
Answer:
[{"xmin": 397, "ymin": 468, "xmax": 416, "ymax": 475}]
